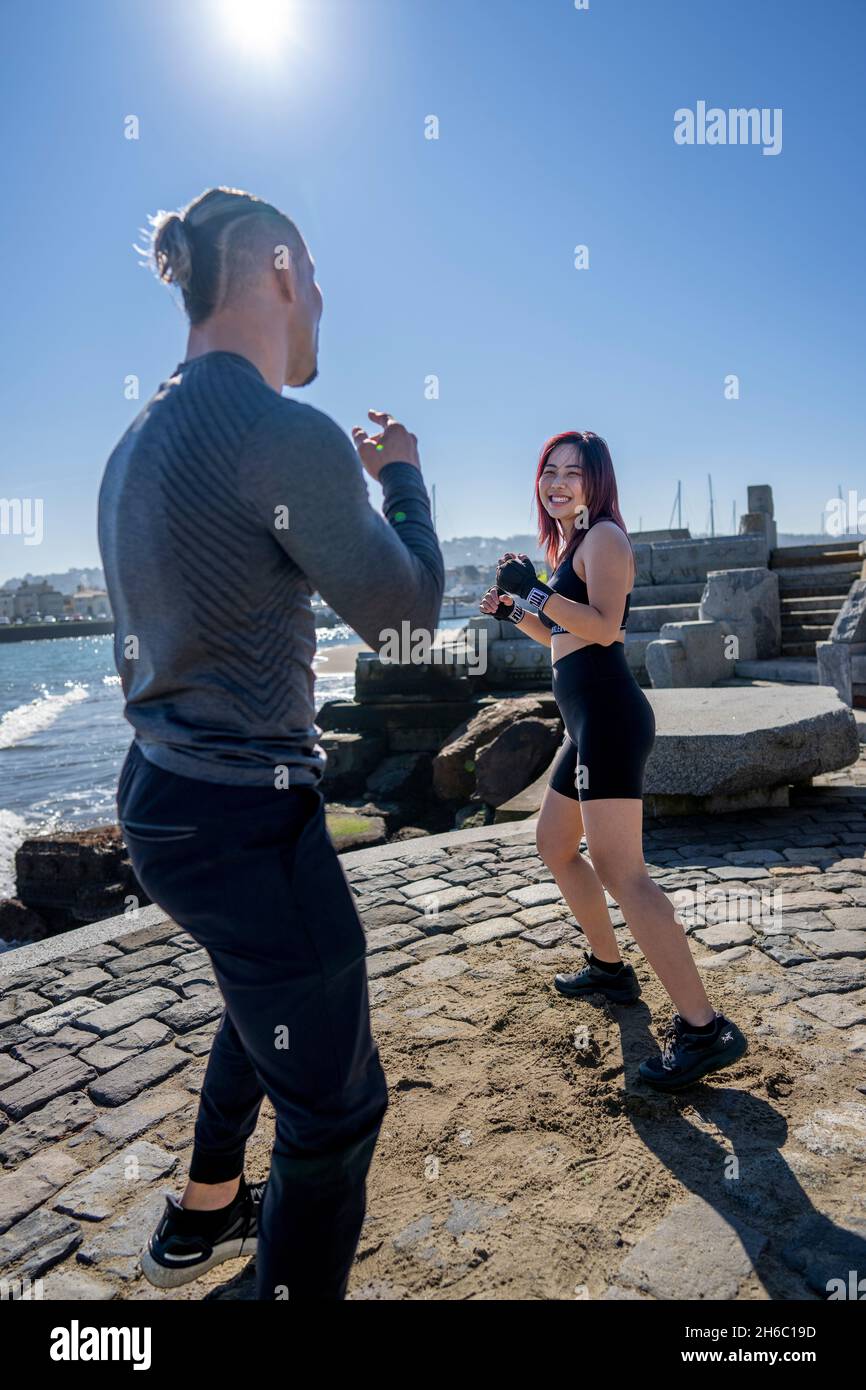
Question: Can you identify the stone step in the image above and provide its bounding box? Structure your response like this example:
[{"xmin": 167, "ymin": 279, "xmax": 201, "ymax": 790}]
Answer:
[
  {"xmin": 775, "ymin": 564, "xmax": 860, "ymax": 594},
  {"xmin": 780, "ymin": 606, "xmax": 845, "ymax": 626},
  {"xmin": 624, "ymin": 632, "xmax": 657, "ymax": 687},
  {"xmin": 781, "ymin": 642, "xmax": 821, "ymax": 659},
  {"xmin": 780, "ymin": 594, "xmax": 847, "ymax": 612},
  {"xmin": 771, "ymin": 541, "xmax": 861, "ymax": 566},
  {"xmin": 780, "ymin": 621, "xmax": 835, "ymax": 641},
  {"xmin": 631, "ymin": 581, "xmax": 706, "ymax": 606},
  {"xmin": 781, "ymin": 621, "xmax": 836, "ymax": 639},
  {"xmin": 733, "ymin": 657, "xmax": 818, "ymax": 683},
  {"xmin": 624, "ymin": 631, "xmax": 659, "ymax": 655},
  {"xmin": 626, "ymin": 603, "xmax": 700, "ymax": 632}
]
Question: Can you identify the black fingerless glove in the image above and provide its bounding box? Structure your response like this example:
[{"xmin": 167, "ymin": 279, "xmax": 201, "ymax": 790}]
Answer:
[
  {"xmin": 496, "ymin": 556, "xmax": 554, "ymax": 613},
  {"xmin": 479, "ymin": 589, "xmax": 525, "ymax": 624}
]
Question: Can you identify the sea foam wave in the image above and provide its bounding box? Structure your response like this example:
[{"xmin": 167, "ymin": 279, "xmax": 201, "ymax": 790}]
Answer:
[
  {"xmin": 0, "ymin": 684, "xmax": 89, "ymax": 750},
  {"xmin": 0, "ymin": 807, "xmax": 29, "ymax": 901}
]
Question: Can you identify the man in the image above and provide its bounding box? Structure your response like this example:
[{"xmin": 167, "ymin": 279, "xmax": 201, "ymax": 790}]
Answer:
[{"xmin": 98, "ymin": 186, "xmax": 444, "ymax": 1299}]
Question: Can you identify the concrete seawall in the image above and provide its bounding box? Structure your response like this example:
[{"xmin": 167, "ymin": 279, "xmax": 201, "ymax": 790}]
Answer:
[{"xmin": 0, "ymin": 621, "xmax": 114, "ymax": 644}]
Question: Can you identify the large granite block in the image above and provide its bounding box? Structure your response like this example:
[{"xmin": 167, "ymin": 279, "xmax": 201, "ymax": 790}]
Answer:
[
  {"xmin": 650, "ymin": 534, "xmax": 769, "ymax": 584},
  {"xmin": 829, "ymin": 579, "xmax": 866, "ymax": 644},
  {"xmin": 647, "ymin": 620, "xmax": 729, "ymax": 687},
  {"xmin": 643, "ymin": 686, "xmax": 859, "ymax": 800},
  {"xmin": 700, "ymin": 566, "xmax": 781, "ymax": 660}
]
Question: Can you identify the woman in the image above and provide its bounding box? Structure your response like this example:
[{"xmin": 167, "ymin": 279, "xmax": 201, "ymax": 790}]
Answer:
[{"xmin": 480, "ymin": 431, "xmax": 748, "ymax": 1089}]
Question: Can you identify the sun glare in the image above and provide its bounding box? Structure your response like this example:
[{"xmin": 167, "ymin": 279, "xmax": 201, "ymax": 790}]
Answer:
[{"xmin": 219, "ymin": 0, "xmax": 295, "ymax": 57}]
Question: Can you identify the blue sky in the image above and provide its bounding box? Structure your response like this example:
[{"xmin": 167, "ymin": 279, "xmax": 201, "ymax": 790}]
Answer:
[{"xmin": 1, "ymin": 0, "xmax": 864, "ymax": 581}]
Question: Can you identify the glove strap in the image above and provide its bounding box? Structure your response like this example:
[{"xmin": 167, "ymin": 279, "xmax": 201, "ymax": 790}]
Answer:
[
  {"xmin": 507, "ymin": 604, "xmax": 526, "ymax": 625},
  {"xmin": 526, "ymin": 584, "xmax": 553, "ymax": 614}
]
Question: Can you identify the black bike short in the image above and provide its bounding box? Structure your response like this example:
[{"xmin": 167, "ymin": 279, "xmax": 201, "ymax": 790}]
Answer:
[{"xmin": 548, "ymin": 643, "xmax": 656, "ymax": 802}]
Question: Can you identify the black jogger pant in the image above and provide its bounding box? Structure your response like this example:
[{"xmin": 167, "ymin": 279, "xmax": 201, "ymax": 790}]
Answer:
[{"xmin": 116, "ymin": 740, "xmax": 389, "ymax": 1300}]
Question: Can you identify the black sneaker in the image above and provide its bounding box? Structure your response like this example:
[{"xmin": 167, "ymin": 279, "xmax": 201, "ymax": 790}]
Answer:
[
  {"xmin": 140, "ymin": 1178, "xmax": 265, "ymax": 1288},
  {"xmin": 638, "ymin": 1013, "xmax": 748, "ymax": 1091},
  {"xmin": 553, "ymin": 950, "xmax": 642, "ymax": 1004}
]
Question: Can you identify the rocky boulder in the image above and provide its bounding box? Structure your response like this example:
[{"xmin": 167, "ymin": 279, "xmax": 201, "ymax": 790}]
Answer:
[
  {"xmin": 0, "ymin": 898, "xmax": 48, "ymax": 945},
  {"xmin": 14, "ymin": 826, "xmax": 147, "ymax": 933},
  {"xmin": 366, "ymin": 752, "xmax": 433, "ymax": 800},
  {"xmin": 475, "ymin": 717, "xmax": 563, "ymax": 806},
  {"xmin": 432, "ymin": 696, "xmax": 557, "ymax": 802},
  {"xmin": 319, "ymin": 730, "xmax": 387, "ymax": 797},
  {"xmin": 455, "ymin": 803, "xmax": 495, "ymax": 830}
]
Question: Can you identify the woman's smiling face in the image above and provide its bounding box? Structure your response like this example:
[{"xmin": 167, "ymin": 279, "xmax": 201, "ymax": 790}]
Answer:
[{"xmin": 539, "ymin": 441, "xmax": 587, "ymax": 519}]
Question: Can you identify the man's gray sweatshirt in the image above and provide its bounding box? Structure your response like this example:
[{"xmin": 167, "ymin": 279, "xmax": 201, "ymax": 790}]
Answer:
[{"xmin": 98, "ymin": 350, "xmax": 445, "ymax": 785}]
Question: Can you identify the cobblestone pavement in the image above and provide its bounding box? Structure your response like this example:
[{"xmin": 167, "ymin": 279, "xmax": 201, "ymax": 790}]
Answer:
[{"xmin": 2, "ymin": 760, "xmax": 866, "ymax": 1300}]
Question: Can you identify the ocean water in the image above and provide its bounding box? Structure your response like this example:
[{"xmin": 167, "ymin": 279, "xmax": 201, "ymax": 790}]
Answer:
[
  {"xmin": 0, "ymin": 627, "xmax": 355, "ymax": 900},
  {"xmin": 0, "ymin": 619, "xmax": 468, "ymax": 901}
]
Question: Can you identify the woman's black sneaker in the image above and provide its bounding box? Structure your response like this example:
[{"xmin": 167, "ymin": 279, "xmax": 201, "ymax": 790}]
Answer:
[
  {"xmin": 140, "ymin": 1177, "xmax": 265, "ymax": 1288},
  {"xmin": 553, "ymin": 950, "xmax": 641, "ymax": 1004},
  {"xmin": 638, "ymin": 1013, "xmax": 748, "ymax": 1091}
]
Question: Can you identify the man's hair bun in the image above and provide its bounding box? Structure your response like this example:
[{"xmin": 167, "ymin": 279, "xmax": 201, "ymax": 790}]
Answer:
[{"xmin": 151, "ymin": 211, "xmax": 193, "ymax": 290}]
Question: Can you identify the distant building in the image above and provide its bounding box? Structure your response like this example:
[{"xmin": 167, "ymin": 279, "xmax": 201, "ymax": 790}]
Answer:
[
  {"xmin": 0, "ymin": 591, "xmax": 14, "ymax": 621},
  {"xmin": 12, "ymin": 579, "xmax": 65, "ymax": 619},
  {"xmin": 445, "ymin": 564, "xmax": 498, "ymax": 603},
  {"xmin": 69, "ymin": 585, "xmax": 112, "ymax": 619}
]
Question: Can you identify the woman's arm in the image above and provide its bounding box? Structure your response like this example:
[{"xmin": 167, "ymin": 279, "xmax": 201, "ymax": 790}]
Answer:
[
  {"xmin": 508, "ymin": 606, "xmax": 553, "ymax": 648},
  {"xmin": 541, "ymin": 523, "xmax": 632, "ymax": 646}
]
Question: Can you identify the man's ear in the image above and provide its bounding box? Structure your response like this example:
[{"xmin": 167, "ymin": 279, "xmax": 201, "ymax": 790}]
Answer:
[{"xmin": 272, "ymin": 244, "xmax": 298, "ymax": 304}]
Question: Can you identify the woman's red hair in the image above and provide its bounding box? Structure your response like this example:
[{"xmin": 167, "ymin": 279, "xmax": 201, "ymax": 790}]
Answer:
[{"xmin": 534, "ymin": 431, "xmax": 632, "ymax": 573}]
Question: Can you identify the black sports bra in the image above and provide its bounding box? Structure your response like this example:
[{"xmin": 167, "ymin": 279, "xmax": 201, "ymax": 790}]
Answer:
[{"xmin": 537, "ymin": 530, "xmax": 632, "ymax": 636}]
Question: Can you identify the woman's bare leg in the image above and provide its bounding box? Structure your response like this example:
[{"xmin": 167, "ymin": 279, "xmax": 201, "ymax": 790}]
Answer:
[
  {"xmin": 580, "ymin": 799, "xmax": 714, "ymax": 1027},
  {"xmin": 535, "ymin": 784, "xmax": 621, "ymax": 962}
]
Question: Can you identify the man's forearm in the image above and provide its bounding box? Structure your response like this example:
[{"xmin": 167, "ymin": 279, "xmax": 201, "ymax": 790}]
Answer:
[
  {"xmin": 378, "ymin": 461, "xmax": 445, "ymax": 635},
  {"xmin": 379, "ymin": 463, "xmax": 443, "ymax": 585}
]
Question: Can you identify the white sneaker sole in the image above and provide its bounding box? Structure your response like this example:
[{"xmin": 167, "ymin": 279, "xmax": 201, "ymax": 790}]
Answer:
[{"xmin": 140, "ymin": 1234, "xmax": 258, "ymax": 1289}]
